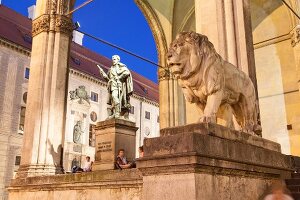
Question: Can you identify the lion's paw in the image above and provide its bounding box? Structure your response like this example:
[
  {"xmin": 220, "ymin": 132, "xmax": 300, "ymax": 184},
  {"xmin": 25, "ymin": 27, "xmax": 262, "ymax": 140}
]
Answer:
[{"xmin": 199, "ymin": 115, "xmax": 216, "ymax": 123}]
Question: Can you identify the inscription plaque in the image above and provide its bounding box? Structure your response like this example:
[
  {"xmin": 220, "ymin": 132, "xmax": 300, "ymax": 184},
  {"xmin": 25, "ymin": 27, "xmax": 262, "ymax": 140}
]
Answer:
[{"xmin": 97, "ymin": 141, "xmax": 112, "ymax": 153}]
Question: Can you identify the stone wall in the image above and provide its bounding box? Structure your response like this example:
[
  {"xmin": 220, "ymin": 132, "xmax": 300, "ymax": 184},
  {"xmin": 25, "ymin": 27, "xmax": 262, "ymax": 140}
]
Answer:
[
  {"xmin": 0, "ymin": 44, "xmax": 30, "ymax": 200},
  {"xmin": 137, "ymin": 123, "xmax": 293, "ymax": 200},
  {"xmin": 251, "ymin": 1, "xmax": 300, "ymax": 156},
  {"xmin": 8, "ymin": 169, "xmax": 143, "ymax": 200}
]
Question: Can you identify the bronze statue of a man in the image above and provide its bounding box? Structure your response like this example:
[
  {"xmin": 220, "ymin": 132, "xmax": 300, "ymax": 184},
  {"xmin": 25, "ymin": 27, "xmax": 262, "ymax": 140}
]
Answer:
[{"xmin": 97, "ymin": 55, "xmax": 133, "ymax": 119}]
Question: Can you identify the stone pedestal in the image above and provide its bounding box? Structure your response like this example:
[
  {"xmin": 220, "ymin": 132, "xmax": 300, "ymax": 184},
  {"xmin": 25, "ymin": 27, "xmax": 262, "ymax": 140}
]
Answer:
[
  {"xmin": 93, "ymin": 119, "xmax": 138, "ymax": 171},
  {"xmin": 137, "ymin": 123, "xmax": 293, "ymax": 200}
]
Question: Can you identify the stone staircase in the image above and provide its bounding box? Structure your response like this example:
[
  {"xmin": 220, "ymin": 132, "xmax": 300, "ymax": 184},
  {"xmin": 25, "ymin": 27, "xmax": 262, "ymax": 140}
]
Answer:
[
  {"xmin": 286, "ymin": 156, "xmax": 300, "ymax": 200},
  {"xmin": 286, "ymin": 173, "xmax": 300, "ymax": 200}
]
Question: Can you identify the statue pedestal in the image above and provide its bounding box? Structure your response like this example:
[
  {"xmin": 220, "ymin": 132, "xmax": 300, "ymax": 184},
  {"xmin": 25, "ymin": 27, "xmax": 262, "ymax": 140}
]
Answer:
[
  {"xmin": 93, "ymin": 118, "xmax": 138, "ymax": 171},
  {"xmin": 137, "ymin": 123, "xmax": 293, "ymax": 200}
]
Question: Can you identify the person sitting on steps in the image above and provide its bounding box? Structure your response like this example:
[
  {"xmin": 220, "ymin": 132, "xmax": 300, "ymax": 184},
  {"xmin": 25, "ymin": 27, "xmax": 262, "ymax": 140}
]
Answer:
[
  {"xmin": 72, "ymin": 156, "xmax": 93, "ymax": 173},
  {"xmin": 115, "ymin": 149, "xmax": 135, "ymax": 169}
]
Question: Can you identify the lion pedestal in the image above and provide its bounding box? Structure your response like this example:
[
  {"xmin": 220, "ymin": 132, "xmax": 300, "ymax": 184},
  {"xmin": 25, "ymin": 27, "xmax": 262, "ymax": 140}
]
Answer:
[{"xmin": 137, "ymin": 123, "xmax": 293, "ymax": 200}]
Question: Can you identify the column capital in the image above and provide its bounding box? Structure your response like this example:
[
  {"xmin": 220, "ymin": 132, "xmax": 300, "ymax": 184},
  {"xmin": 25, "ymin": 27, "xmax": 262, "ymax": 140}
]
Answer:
[
  {"xmin": 32, "ymin": 15, "xmax": 50, "ymax": 37},
  {"xmin": 54, "ymin": 15, "xmax": 74, "ymax": 35},
  {"xmin": 32, "ymin": 14, "xmax": 73, "ymax": 37},
  {"xmin": 158, "ymin": 69, "xmax": 171, "ymax": 81}
]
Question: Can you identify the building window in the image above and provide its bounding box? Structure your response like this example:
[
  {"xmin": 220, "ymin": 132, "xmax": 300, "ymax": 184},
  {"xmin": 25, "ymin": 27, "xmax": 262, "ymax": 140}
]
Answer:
[
  {"xmin": 130, "ymin": 106, "xmax": 134, "ymax": 114},
  {"xmin": 15, "ymin": 156, "xmax": 21, "ymax": 166},
  {"xmin": 71, "ymin": 57, "xmax": 81, "ymax": 65},
  {"xmin": 25, "ymin": 68, "xmax": 30, "ymax": 79},
  {"xmin": 157, "ymin": 115, "xmax": 160, "ymax": 123},
  {"xmin": 145, "ymin": 111, "xmax": 150, "ymax": 120},
  {"xmin": 142, "ymin": 87, "xmax": 148, "ymax": 94},
  {"xmin": 23, "ymin": 34, "xmax": 32, "ymax": 44},
  {"xmin": 90, "ymin": 111, "xmax": 97, "ymax": 122},
  {"xmin": 89, "ymin": 124, "xmax": 96, "ymax": 147},
  {"xmin": 19, "ymin": 107, "xmax": 26, "ymax": 134},
  {"xmin": 23, "ymin": 92, "xmax": 28, "ymax": 104},
  {"xmin": 91, "ymin": 92, "xmax": 98, "ymax": 102}
]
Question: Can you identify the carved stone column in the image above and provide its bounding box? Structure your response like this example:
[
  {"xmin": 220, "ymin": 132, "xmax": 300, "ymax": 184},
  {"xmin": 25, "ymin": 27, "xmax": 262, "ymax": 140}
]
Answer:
[
  {"xmin": 195, "ymin": 0, "xmax": 257, "ymax": 90},
  {"xmin": 17, "ymin": 0, "xmax": 74, "ymax": 177},
  {"xmin": 194, "ymin": 0, "xmax": 259, "ymax": 124},
  {"xmin": 158, "ymin": 69, "xmax": 171, "ymax": 129}
]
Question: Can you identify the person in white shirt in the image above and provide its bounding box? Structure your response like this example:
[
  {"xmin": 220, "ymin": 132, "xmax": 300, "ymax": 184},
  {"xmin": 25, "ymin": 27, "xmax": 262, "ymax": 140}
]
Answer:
[
  {"xmin": 263, "ymin": 183, "xmax": 294, "ymax": 200},
  {"xmin": 83, "ymin": 156, "xmax": 93, "ymax": 172},
  {"xmin": 72, "ymin": 156, "xmax": 93, "ymax": 173}
]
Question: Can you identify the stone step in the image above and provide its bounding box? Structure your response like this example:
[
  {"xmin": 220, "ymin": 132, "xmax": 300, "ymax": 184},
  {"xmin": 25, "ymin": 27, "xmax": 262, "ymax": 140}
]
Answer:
[
  {"xmin": 292, "ymin": 173, "xmax": 300, "ymax": 179},
  {"xmin": 291, "ymin": 192, "xmax": 300, "ymax": 200},
  {"xmin": 286, "ymin": 179, "xmax": 300, "ymax": 186},
  {"xmin": 287, "ymin": 185, "xmax": 300, "ymax": 193}
]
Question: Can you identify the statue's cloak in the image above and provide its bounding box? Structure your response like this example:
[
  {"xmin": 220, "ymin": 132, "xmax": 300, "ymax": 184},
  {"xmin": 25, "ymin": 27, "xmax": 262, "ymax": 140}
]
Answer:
[{"xmin": 107, "ymin": 63, "xmax": 133, "ymax": 109}]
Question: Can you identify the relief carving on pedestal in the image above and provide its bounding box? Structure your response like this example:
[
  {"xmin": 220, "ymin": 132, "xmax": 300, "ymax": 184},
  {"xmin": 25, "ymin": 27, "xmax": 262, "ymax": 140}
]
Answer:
[{"xmin": 167, "ymin": 31, "xmax": 261, "ymax": 135}]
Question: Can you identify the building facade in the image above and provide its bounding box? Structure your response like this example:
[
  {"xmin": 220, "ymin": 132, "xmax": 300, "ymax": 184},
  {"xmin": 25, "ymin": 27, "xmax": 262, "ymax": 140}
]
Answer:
[{"xmin": 0, "ymin": 5, "xmax": 159, "ymax": 199}]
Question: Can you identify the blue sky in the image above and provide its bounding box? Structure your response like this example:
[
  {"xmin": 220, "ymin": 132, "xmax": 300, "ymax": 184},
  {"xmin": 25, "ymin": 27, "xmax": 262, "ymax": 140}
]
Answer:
[{"xmin": 2, "ymin": 0, "xmax": 158, "ymax": 83}]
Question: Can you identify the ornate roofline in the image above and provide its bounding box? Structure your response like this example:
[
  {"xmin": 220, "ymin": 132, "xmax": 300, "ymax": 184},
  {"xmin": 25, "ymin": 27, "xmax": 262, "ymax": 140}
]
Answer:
[{"xmin": 0, "ymin": 37, "xmax": 31, "ymax": 56}]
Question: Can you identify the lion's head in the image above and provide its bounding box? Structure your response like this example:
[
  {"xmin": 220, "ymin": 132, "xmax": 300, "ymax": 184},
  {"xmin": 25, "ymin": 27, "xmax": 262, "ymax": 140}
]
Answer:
[{"xmin": 167, "ymin": 31, "xmax": 218, "ymax": 80}]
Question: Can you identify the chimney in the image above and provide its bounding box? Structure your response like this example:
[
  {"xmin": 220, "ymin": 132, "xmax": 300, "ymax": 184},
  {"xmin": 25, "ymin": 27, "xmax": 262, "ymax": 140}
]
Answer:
[
  {"xmin": 72, "ymin": 31, "xmax": 84, "ymax": 45},
  {"xmin": 28, "ymin": 5, "xmax": 36, "ymax": 19}
]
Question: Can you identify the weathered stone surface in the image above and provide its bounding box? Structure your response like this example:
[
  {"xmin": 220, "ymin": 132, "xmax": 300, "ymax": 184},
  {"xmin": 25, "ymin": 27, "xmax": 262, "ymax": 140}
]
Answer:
[
  {"xmin": 8, "ymin": 169, "xmax": 142, "ymax": 200},
  {"xmin": 137, "ymin": 122, "xmax": 293, "ymax": 200},
  {"xmin": 160, "ymin": 122, "xmax": 281, "ymax": 152},
  {"xmin": 140, "ymin": 123, "xmax": 290, "ymax": 174},
  {"xmin": 8, "ymin": 122, "xmax": 293, "ymax": 200},
  {"xmin": 93, "ymin": 118, "xmax": 138, "ymax": 170}
]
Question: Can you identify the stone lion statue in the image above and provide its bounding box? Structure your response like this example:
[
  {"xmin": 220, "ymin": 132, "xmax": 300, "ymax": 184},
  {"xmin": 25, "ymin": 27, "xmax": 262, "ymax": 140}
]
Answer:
[{"xmin": 167, "ymin": 31, "xmax": 261, "ymax": 135}]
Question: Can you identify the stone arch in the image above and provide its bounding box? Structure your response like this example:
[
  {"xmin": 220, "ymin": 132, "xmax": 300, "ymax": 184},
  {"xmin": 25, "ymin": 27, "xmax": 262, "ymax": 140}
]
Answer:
[
  {"xmin": 172, "ymin": 0, "xmax": 195, "ymax": 39},
  {"xmin": 251, "ymin": 0, "xmax": 295, "ymax": 34},
  {"xmin": 134, "ymin": 0, "xmax": 168, "ymax": 68},
  {"xmin": 177, "ymin": 7, "xmax": 195, "ymax": 33}
]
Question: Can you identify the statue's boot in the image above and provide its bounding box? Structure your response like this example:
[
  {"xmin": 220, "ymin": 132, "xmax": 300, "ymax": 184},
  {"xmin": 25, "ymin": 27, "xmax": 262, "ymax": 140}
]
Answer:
[
  {"xmin": 107, "ymin": 115, "xmax": 114, "ymax": 119},
  {"xmin": 107, "ymin": 107, "xmax": 114, "ymax": 119},
  {"xmin": 114, "ymin": 105, "xmax": 120, "ymax": 118}
]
